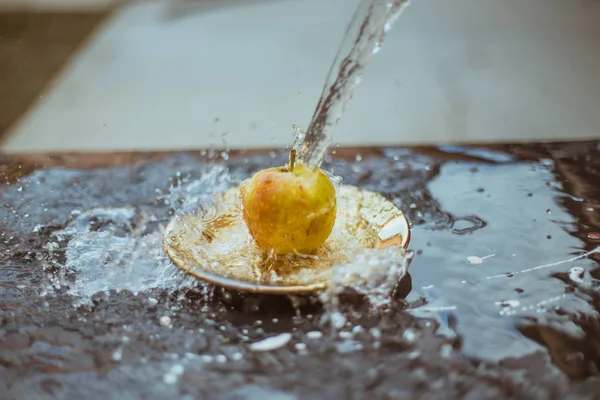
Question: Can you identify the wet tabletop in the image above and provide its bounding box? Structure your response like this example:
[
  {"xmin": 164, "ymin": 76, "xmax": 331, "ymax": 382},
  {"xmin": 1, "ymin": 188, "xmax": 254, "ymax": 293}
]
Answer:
[{"xmin": 1, "ymin": 142, "xmax": 600, "ymax": 399}]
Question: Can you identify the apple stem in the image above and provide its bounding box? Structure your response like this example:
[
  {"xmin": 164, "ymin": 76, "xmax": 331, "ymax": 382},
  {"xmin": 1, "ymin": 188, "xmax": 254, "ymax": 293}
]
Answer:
[{"xmin": 289, "ymin": 149, "xmax": 296, "ymax": 172}]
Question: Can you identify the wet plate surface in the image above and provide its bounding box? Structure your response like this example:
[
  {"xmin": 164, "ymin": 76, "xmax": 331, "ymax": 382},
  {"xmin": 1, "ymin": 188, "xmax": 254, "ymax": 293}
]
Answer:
[
  {"xmin": 1, "ymin": 143, "xmax": 600, "ymax": 399},
  {"xmin": 164, "ymin": 185, "xmax": 410, "ymax": 294}
]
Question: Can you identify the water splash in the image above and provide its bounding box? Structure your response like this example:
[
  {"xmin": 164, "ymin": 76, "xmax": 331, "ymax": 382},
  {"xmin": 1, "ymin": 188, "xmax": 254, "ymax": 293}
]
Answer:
[
  {"xmin": 295, "ymin": 0, "xmax": 411, "ymax": 168},
  {"xmin": 319, "ymin": 247, "xmax": 414, "ymax": 330},
  {"xmin": 42, "ymin": 208, "xmax": 186, "ymax": 304},
  {"xmin": 40, "ymin": 165, "xmax": 235, "ymax": 304},
  {"xmin": 39, "ymin": 159, "xmax": 412, "ymax": 320},
  {"xmin": 160, "ymin": 164, "xmax": 233, "ymax": 214}
]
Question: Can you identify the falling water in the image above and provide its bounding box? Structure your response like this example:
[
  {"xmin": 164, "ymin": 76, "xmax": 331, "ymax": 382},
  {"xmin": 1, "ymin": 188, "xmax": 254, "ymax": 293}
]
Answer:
[{"xmin": 294, "ymin": 0, "xmax": 411, "ymax": 168}]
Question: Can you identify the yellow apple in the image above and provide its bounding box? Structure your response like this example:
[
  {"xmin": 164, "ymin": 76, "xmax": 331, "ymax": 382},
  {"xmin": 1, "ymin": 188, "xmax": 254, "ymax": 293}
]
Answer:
[{"xmin": 241, "ymin": 153, "xmax": 337, "ymax": 255}]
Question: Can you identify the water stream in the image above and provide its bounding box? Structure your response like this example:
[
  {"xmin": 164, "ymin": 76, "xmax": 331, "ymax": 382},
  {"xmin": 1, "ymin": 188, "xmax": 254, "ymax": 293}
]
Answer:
[{"xmin": 294, "ymin": 0, "xmax": 411, "ymax": 168}]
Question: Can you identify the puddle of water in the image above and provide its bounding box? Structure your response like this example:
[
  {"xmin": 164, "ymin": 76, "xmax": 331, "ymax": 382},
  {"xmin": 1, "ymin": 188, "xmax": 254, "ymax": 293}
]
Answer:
[
  {"xmin": 2, "ymin": 144, "xmax": 600, "ymax": 390},
  {"xmin": 406, "ymin": 158, "xmax": 600, "ymax": 362}
]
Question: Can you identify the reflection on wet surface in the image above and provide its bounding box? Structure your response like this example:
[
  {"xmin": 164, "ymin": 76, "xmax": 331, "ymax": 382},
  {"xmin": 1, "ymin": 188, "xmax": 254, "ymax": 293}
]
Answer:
[{"xmin": 1, "ymin": 142, "xmax": 600, "ymax": 398}]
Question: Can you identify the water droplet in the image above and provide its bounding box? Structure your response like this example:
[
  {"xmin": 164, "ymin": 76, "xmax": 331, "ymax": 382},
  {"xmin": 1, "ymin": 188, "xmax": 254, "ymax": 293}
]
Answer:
[
  {"xmin": 402, "ymin": 329, "xmax": 417, "ymax": 343},
  {"xmin": 339, "ymin": 331, "xmax": 352, "ymax": 339},
  {"xmin": 112, "ymin": 348, "xmax": 123, "ymax": 361},
  {"xmin": 369, "ymin": 328, "xmax": 381, "ymax": 339},
  {"xmin": 200, "ymin": 355, "xmax": 213, "ymax": 363},
  {"xmin": 250, "ymin": 333, "xmax": 292, "ymax": 352},
  {"xmin": 330, "ymin": 312, "xmax": 347, "ymax": 329},
  {"xmin": 440, "ymin": 344, "xmax": 453, "ymax": 358},
  {"xmin": 495, "ymin": 300, "xmax": 519, "ymax": 308},
  {"xmin": 216, "ymin": 355, "xmax": 227, "ymax": 363},
  {"xmin": 467, "ymin": 256, "xmax": 482, "ymax": 264},
  {"xmin": 466, "ymin": 254, "xmax": 495, "ymax": 264},
  {"xmin": 306, "ymin": 331, "xmax": 322, "ymax": 339},
  {"xmin": 163, "ymin": 364, "xmax": 185, "ymax": 384},
  {"xmin": 569, "ymin": 267, "xmax": 584, "ymax": 283},
  {"xmin": 294, "ymin": 343, "xmax": 307, "ymax": 351}
]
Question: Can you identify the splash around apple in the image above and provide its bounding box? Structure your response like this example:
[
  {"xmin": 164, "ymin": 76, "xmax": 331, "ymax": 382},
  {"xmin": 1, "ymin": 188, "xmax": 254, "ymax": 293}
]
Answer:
[{"xmin": 240, "ymin": 150, "xmax": 337, "ymax": 255}]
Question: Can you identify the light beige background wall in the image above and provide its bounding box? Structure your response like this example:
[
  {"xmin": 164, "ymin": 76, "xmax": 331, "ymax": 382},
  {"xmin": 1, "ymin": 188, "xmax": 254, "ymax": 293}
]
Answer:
[{"xmin": 2, "ymin": 0, "xmax": 600, "ymax": 152}]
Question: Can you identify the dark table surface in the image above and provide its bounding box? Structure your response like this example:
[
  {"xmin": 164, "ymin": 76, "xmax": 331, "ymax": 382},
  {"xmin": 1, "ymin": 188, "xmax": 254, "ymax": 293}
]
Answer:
[{"xmin": 1, "ymin": 141, "xmax": 600, "ymax": 399}]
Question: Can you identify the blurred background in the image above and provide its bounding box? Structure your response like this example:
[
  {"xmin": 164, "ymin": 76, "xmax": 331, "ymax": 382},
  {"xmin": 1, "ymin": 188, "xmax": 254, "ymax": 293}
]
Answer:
[{"xmin": 1, "ymin": 0, "xmax": 599, "ymax": 154}]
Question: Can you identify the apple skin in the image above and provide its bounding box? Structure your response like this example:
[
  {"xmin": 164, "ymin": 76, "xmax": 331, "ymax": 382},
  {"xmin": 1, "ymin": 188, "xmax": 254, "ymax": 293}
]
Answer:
[{"xmin": 241, "ymin": 162, "xmax": 337, "ymax": 255}]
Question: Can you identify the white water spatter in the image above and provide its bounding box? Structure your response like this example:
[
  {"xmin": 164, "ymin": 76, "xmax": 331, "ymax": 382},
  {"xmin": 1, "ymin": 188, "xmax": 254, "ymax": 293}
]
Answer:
[
  {"xmin": 40, "ymin": 165, "xmax": 235, "ymax": 303},
  {"xmin": 335, "ymin": 340, "xmax": 363, "ymax": 354},
  {"xmin": 482, "ymin": 247, "xmax": 600, "ymax": 281},
  {"xmin": 323, "ymin": 170, "xmax": 344, "ymax": 192},
  {"xmin": 495, "ymin": 300, "xmax": 520, "ymax": 308},
  {"xmin": 440, "ymin": 344, "xmax": 453, "ymax": 359},
  {"xmin": 112, "ymin": 348, "xmax": 123, "ymax": 362},
  {"xmin": 569, "ymin": 266, "xmax": 585, "ymax": 283},
  {"xmin": 402, "ymin": 328, "xmax": 417, "ymax": 343},
  {"xmin": 294, "ymin": 343, "xmax": 307, "ymax": 352},
  {"xmin": 466, "ymin": 254, "xmax": 495, "ymax": 264},
  {"xmin": 497, "ymin": 294, "xmax": 568, "ymax": 317},
  {"xmin": 249, "ymin": 333, "xmax": 292, "ymax": 352},
  {"xmin": 415, "ymin": 305, "xmax": 457, "ymax": 313},
  {"xmin": 306, "ymin": 331, "xmax": 323, "ymax": 339},
  {"xmin": 322, "ymin": 248, "xmax": 413, "ymax": 308},
  {"xmin": 160, "ymin": 164, "xmax": 232, "ymax": 214},
  {"xmin": 319, "ymin": 247, "xmax": 413, "ymax": 335},
  {"xmin": 163, "ymin": 364, "xmax": 185, "ymax": 384},
  {"xmin": 291, "ymin": 124, "xmax": 306, "ymax": 150}
]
